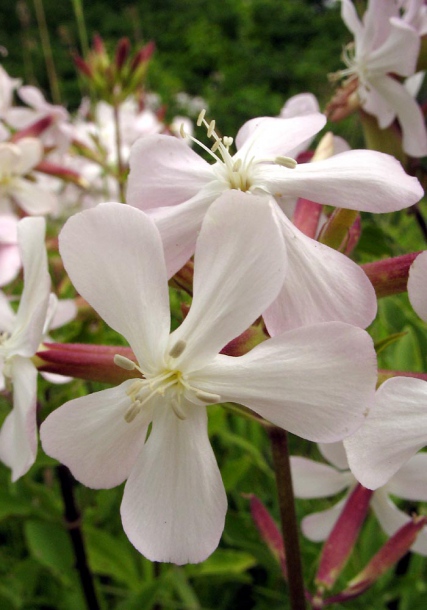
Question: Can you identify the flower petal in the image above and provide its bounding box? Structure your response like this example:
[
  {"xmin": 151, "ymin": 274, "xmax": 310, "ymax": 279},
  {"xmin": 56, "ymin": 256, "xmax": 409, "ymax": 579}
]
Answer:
[
  {"xmin": 12, "ymin": 179, "xmax": 58, "ymax": 216},
  {"xmin": 121, "ymin": 401, "xmax": 227, "ymax": 564},
  {"xmin": 170, "ymin": 192, "xmax": 287, "ymax": 370},
  {"xmin": 59, "ymin": 202, "xmax": 170, "ymax": 371},
  {"xmin": 318, "ymin": 442, "xmax": 350, "ymax": 471},
  {"xmin": 0, "ymin": 357, "xmax": 38, "ymax": 481},
  {"xmin": 127, "ymin": 134, "xmax": 214, "ymax": 210},
  {"xmin": 14, "ymin": 137, "xmax": 43, "ymax": 175},
  {"xmin": 235, "ymin": 114, "xmax": 326, "ymax": 157},
  {"xmin": 387, "ymin": 453, "xmax": 427, "ymax": 502},
  {"xmin": 290, "ymin": 456, "xmax": 353, "ymax": 498},
  {"xmin": 261, "ymin": 150, "xmax": 423, "ymax": 212},
  {"xmin": 192, "ymin": 322, "xmax": 377, "ymax": 442},
  {"xmin": 40, "ymin": 381, "xmax": 149, "ymax": 488},
  {"xmin": 369, "ymin": 18, "xmax": 419, "ymax": 77},
  {"xmin": 373, "ymin": 75, "xmax": 427, "ymax": 158},
  {"xmin": 301, "ymin": 497, "xmax": 348, "ymax": 542},
  {"xmin": 344, "ymin": 377, "xmax": 427, "ymax": 490},
  {"xmin": 408, "ymin": 250, "xmax": 427, "ymax": 323},
  {"xmin": 263, "ymin": 210, "xmax": 377, "ymax": 333}
]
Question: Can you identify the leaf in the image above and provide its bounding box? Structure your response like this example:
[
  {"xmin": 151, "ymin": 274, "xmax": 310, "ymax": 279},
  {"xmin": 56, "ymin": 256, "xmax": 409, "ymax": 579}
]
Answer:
[
  {"xmin": 187, "ymin": 549, "xmax": 256, "ymax": 577},
  {"xmin": 0, "ymin": 494, "xmax": 32, "ymax": 521},
  {"xmin": 24, "ymin": 520, "xmax": 74, "ymax": 585},
  {"xmin": 374, "ymin": 332, "xmax": 407, "ymax": 355}
]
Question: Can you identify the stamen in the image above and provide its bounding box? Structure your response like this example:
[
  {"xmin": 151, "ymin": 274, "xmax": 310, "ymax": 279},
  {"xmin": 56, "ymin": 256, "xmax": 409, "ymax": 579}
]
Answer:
[
  {"xmin": 211, "ymin": 139, "xmax": 221, "ymax": 153},
  {"xmin": 207, "ymin": 119, "xmax": 216, "ymax": 138},
  {"xmin": 275, "ymin": 156, "xmax": 297, "ymax": 169},
  {"xmin": 124, "ymin": 401, "xmax": 141, "ymax": 423},
  {"xmin": 223, "ymin": 136, "xmax": 233, "ymax": 149},
  {"xmin": 171, "ymin": 397, "xmax": 187, "ymax": 420},
  {"xmin": 169, "ymin": 340, "xmax": 186, "ymax": 358},
  {"xmin": 179, "ymin": 123, "xmax": 186, "ymax": 138},
  {"xmin": 195, "ymin": 390, "xmax": 221, "ymax": 404},
  {"xmin": 232, "ymin": 159, "xmax": 242, "ymax": 172},
  {"xmin": 197, "ymin": 109, "xmax": 206, "ymax": 126},
  {"xmin": 114, "ymin": 354, "xmax": 137, "ymax": 370}
]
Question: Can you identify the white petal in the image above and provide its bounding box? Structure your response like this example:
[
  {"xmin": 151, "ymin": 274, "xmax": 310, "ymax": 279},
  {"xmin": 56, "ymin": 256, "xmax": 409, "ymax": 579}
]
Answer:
[
  {"xmin": 12, "ymin": 217, "xmax": 50, "ymax": 356},
  {"xmin": 262, "ymin": 150, "xmax": 423, "ymax": 212},
  {"xmin": 12, "ymin": 179, "xmax": 58, "ymax": 215},
  {"xmin": 59, "ymin": 203, "xmax": 170, "ymax": 372},
  {"xmin": 121, "ymin": 402, "xmax": 227, "ymax": 564},
  {"xmin": 40, "ymin": 381, "xmax": 148, "ymax": 488},
  {"xmin": 235, "ymin": 114, "xmax": 326, "ymax": 157},
  {"xmin": 290, "ymin": 456, "xmax": 353, "ymax": 498},
  {"xmin": 192, "ymin": 322, "xmax": 377, "ymax": 442},
  {"xmin": 0, "ymin": 246, "xmax": 21, "ymax": 287},
  {"xmin": 408, "ymin": 250, "xmax": 427, "ymax": 323},
  {"xmin": 127, "ymin": 134, "xmax": 214, "ymax": 209},
  {"xmin": 0, "ymin": 357, "xmax": 38, "ymax": 481},
  {"xmin": 0, "ymin": 142, "xmax": 21, "ymax": 173},
  {"xmin": 387, "ymin": 453, "xmax": 427, "ymax": 502},
  {"xmin": 341, "ymin": 0, "xmax": 363, "ymax": 40},
  {"xmin": 149, "ymin": 182, "xmax": 222, "ymax": 278},
  {"xmin": 373, "ymin": 76, "xmax": 427, "ymax": 158},
  {"xmin": 18, "ymin": 85, "xmax": 48, "ymax": 110},
  {"xmin": 345, "ymin": 377, "xmax": 427, "ymax": 490},
  {"xmin": 264, "ymin": 211, "xmax": 377, "ymax": 333},
  {"xmin": 279, "ymin": 93, "xmax": 320, "ymax": 118},
  {"xmin": 13, "ymin": 138, "xmax": 43, "ymax": 175},
  {"xmin": 371, "ymin": 489, "xmax": 427, "ymax": 556},
  {"xmin": 369, "ymin": 18, "xmax": 419, "ymax": 77},
  {"xmin": 0, "ymin": 291, "xmax": 15, "ymax": 333},
  {"xmin": 318, "ymin": 442, "xmax": 350, "ymax": 471},
  {"xmin": 301, "ymin": 497, "xmax": 348, "ymax": 542},
  {"xmin": 170, "ymin": 192, "xmax": 287, "ymax": 370}
]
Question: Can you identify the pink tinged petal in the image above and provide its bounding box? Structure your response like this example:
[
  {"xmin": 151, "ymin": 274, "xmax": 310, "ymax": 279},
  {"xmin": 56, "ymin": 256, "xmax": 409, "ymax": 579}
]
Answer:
[
  {"xmin": 47, "ymin": 298, "xmax": 77, "ymax": 330},
  {"xmin": 301, "ymin": 497, "xmax": 349, "ymax": 542},
  {"xmin": 235, "ymin": 114, "xmax": 326, "ymax": 157},
  {"xmin": 148, "ymin": 182, "xmax": 222, "ymax": 278},
  {"xmin": 373, "ymin": 75, "xmax": 427, "ymax": 157},
  {"xmin": 263, "ymin": 150, "xmax": 423, "ymax": 212},
  {"xmin": 127, "ymin": 134, "xmax": 215, "ymax": 210},
  {"xmin": 59, "ymin": 202, "xmax": 170, "ymax": 372},
  {"xmin": 40, "ymin": 381, "xmax": 149, "ymax": 489},
  {"xmin": 192, "ymin": 322, "xmax": 377, "ymax": 442},
  {"xmin": 369, "ymin": 18, "xmax": 419, "ymax": 77},
  {"xmin": 290, "ymin": 456, "xmax": 354, "ymax": 498},
  {"xmin": 0, "ymin": 142, "xmax": 21, "ymax": 173},
  {"xmin": 0, "ymin": 246, "xmax": 21, "ymax": 286},
  {"xmin": 370, "ymin": 489, "xmax": 427, "ymax": 556},
  {"xmin": 264, "ymin": 212, "xmax": 377, "ymax": 334},
  {"xmin": 408, "ymin": 250, "xmax": 427, "ymax": 323},
  {"xmin": 12, "ymin": 217, "xmax": 50, "ymax": 356},
  {"xmin": 279, "ymin": 93, "xmax": 320, "ymax": 118},
  {"xmin": 341, "ymin": 0, "xmax": 363, "ymax": 40},
  {"xmin": 0, "ymin": 291, "xmax": 15, "ymax": 333},
  {"xmin": 18, "ymin": 85, "xmax": 48, "ymax": 110},
  {"xmin": 13, "ymin": 137, "xmax": 43, "ymax": 174},
  {"xmin": 344, "ymin": 377, "xmax": 427, "ymax": 490},
  {"xmin": 0, "ymin": 357, "xmax": 38, "ymax": 481},
  {"xmin": 12, "ymin": 179, "xmax": 58, "ymax": 215},
  {"xmin": 361, "ymin": 0, "xmax": 397, "ymax": 50},
  {"xmin": 121, "ymin": 402, "xmax": 227, "ymax": 565},
  {"xmin": 386, "ymin": 453, "xmax": 427, "ymax": 502},
  {"xmin": 318, "ymin": 442, "xmax": 350, "ymax": 471},
  {"xmin": 170, "ymin": 192, "xmax": 287, "ymax": 370}
]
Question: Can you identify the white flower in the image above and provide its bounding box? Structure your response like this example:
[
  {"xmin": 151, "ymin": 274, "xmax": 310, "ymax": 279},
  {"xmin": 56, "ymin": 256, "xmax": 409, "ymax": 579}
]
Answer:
[
  {"xmin": 127, "ymin": 111, "xmax": 422, "ymax": 334},
  {"xmin": 0, "ymin": 215, "xmax": 20, "ymax": 286},
  {"xmin": 0, "ymin": 138, "xmax": 57, "ymax": 215},
  {"xmin": 340, "ymin": 0, "xmax": 427, "ymax": 156},
  {"xmin": 0, "ymin": 217, "xmax": 50, "ymax": 481},
  {"xmin": 40, "ymin": 194, "xmax": 377, "ymax": 564},
  {"xmin": 291, "ymin": 442, "xmax": 427, "ymax": 555}
]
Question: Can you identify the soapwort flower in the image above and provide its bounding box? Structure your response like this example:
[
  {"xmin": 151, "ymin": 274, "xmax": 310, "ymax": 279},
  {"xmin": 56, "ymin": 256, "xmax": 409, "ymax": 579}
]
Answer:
[
  {"xmin": 40, "ymin": 194, "xmax": 377, "ymax": 564},
  {"xmin": 0, "ymin": 217, "xmax": 50, "ymax": 481},
  {"xmin": 291, "ymin": 442, "xmax": 427, "ymax": 555},
  {"xmin": 127, "ymin": 110, "xmax": 422, "ymax": 334}
]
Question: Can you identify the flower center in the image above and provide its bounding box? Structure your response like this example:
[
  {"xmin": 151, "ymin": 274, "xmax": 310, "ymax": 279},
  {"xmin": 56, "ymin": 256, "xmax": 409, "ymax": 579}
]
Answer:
[
  {"xmin": 114, "ymin": 349, "xmax": 221, "ymax": 423},
  {"xmin": 329, "ymin": 42, "xmax": 369, "ymax": 88},
  {"xmin": 180, "ymin": 110, "xmax": 297, "ymax": 193}
]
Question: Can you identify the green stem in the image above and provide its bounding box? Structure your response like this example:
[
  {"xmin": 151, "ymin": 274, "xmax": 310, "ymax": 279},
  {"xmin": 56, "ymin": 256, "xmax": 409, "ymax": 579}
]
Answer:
[
  {"xmin": 113, "ymin": 102, "xmax": 126, "ymax": 202},
  {"xmin": 268, "ymin": 427, "xmax": 306, "ymax": 610},
  {"xmin": 70, "ymin": 0, "xmax": 89, "ymax": 57},
  {"xmin": 33, "ymin": 0, "xmax": 61, "ymax": 104}
]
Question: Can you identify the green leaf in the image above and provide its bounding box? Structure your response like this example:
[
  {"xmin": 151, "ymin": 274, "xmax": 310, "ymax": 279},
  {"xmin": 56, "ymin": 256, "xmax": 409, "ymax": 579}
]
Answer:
[
  {"xmin": 187, "ymin": 549, "xmax": 256, "ymax": 577},
  {"xmin": 24, "ymin": 520, "xmax": 74, "ymax": 585},
  {"xmin": 0, "ymin": 494, "xmax": 32, "ymax": 521},
  {"xmin": 374, "ymin": 332, "xmax": 408, "ymax": 355},
  {"xmin": 83, "ymin": 525, "xmax": 140, "ymax": 590}
]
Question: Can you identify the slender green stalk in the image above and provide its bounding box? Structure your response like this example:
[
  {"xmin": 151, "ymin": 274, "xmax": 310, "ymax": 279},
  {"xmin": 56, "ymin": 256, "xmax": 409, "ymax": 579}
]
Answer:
[
  {"xmin": 113, "ymin": 102, "xmax": 126, "ymax": 202},
  {"xmin": 71, "ymin": 0, "xmax": 89, "ymax": 57},
  {"xmin": 33, "ymin": 0, "xmax": 61, "ymax": 104},
  {"xmin": 268, "ymin": 427, "xmax": 306, "ymax": 610}
]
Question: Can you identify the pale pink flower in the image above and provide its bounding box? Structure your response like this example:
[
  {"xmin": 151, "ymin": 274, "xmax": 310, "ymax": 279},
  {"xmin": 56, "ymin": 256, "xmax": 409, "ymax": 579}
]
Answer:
[
  {"xmin": 344, "ymin": 250, "xmax": 427, "ymax": 489},
  {"xmin": 40, "ymin": 194, "xmax": 377, "ymax": 564},
  {"xmin": 340, "ymin": 0, "xmax": 427, "ymax": 156},
  {"xmin": 0, "ymin": 217, "xmax": 50, "ymax": 481},
  {"xmin": 0, "ymin": 215, "xmax": 20, "ymax": 286},
  {"xmin": 127, "ymin": 111, "xmax": 422, "ymax": 334},
  {"xmin": 291, "ymin": 442, "xmax": 427, "ymax": 555}
]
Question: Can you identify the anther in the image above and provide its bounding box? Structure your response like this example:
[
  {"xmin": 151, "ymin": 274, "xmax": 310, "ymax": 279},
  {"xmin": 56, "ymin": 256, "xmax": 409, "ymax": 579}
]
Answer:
[
  {"xmin": 223, "ymin": 136, "xmax": 233, "ymax": 148},
  {"xmin": 179, "ymin": 123, "xmax": 187, "ymax": 138},
  {"xmin": 114, "ymin": 354, "xmax": 137, "ymax": 370},
  {"xmin": 169, "ymin": 340, "xmax": 186, "ymax": 358},
  {"xmin": 171, "ymin": 398, "xmax": 187, "ymax": 420},
  {"xmin": 195, "ymin": 390, "xmax": 221, "ymax": 404},
  {"xmin": 211, "ymin": 140, "xmax": 221, "ymax": 152},
  {"xmin": 124, "ymin": 401, "xmax": 141, "ymax": 423},
  {"xmin": 197, "ymin": 109, "xmax": 206, "ymax": 126},
  {"xmin": 207, "ymin": 119, "xmax": 216, "ymax": 138},
  {"xmin": 275, "ymin": 156, "xmax": 297, "ymax": 169}
]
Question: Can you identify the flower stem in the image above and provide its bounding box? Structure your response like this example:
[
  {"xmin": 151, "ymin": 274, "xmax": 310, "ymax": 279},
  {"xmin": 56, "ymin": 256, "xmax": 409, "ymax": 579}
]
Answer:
[
  {"xmin": 57, "ymin": 465, "xmax": 100, "ymax": 610},
  {"xmin": 113, "ymin": 102, "xmax": 126, "ymax": 202},
  {"xmin": 268, "ymin": 427, "xmax": 306, "ymax": 610}
]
